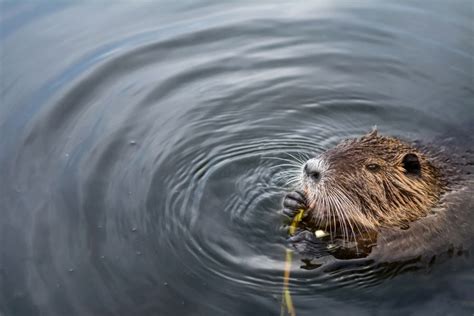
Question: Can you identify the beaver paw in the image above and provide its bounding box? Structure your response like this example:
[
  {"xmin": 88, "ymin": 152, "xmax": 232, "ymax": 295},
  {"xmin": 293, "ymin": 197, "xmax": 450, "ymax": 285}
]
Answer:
[
  {"xmin": 282, "ymin": 190, "xmax": 307, "ymax": 218},
  {"xmin": 288, "ymin": 230, "xmax": 329, "ymax": 259},
  {"xmin": 288, "ymin": 230, "xmax": 317, "ymax": 243}
]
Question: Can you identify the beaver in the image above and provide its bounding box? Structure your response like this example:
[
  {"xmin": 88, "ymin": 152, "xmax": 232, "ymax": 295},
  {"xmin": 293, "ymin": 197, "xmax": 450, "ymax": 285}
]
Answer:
[{"xmin": 282, "ymin": 129, "xmax": 474, "ymax": 263}]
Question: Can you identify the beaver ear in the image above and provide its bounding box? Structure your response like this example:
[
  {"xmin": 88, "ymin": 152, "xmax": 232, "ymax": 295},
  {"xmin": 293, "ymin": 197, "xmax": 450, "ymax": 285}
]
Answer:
[{"xmin": 402, "ymin": 153, "xmax": 421, "ymax": 176}]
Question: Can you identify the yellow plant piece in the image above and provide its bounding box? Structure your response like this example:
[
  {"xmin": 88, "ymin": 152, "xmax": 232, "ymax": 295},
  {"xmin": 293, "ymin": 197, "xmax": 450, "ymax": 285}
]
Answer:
[{"xmin": 280, "ymin": 209, "xmax": 304, "ymax": 316}]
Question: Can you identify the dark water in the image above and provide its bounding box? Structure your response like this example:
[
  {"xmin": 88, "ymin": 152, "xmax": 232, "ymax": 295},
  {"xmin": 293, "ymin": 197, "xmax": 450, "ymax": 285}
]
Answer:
[{"xmin": 1, "ymin": 1, "xmax": 473, "ymax": 315}]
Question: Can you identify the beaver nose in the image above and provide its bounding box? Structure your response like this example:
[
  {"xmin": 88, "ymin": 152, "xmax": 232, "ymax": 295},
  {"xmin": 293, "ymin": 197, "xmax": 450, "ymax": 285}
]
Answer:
[{"xmin": 304, "ymin": 163, "xmax": 321, "ymax": 181}]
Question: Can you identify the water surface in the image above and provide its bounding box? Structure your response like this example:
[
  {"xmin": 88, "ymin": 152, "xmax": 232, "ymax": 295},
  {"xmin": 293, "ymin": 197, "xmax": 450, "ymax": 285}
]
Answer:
[{"xmin": 1, "ymin": 1, "xmax": 473, "ymax": 315}]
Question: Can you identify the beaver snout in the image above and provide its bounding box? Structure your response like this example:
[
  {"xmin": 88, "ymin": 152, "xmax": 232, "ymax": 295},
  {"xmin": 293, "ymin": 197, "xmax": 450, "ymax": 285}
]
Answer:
[{"xmin": 304, "ymin": 161, "xmax": 322, "ymax": 182}]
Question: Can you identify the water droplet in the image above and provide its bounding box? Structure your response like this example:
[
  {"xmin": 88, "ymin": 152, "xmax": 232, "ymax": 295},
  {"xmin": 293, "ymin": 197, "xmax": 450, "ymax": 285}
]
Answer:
[
  {"xmin": 136, "ymin": 251, "xmax": 142, "ymax": 255},
  {"xmin": 68, "ymin": 268, "xmax": 74, "ymax": 273},
  {"xmin": 129, "ymin": 140, "xmax": 137, "ymax": 145},
  {"xmin": 131, "ymin": 227, "xmax": 137, "ymax": 232},
  {"xmin": 163, "ymin": 282, "xmax": 168, "ymax": 286}
]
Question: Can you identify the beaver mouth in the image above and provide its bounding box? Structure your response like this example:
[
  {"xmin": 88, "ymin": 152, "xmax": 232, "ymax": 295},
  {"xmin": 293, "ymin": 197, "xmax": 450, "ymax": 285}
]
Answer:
[
  {"xmin": 309, "ymin": 210, "xmax": 372, "ymax": 240},
  {"xmin": 309, "ymin": 212, "xmax": 344, "ymax": 235}
]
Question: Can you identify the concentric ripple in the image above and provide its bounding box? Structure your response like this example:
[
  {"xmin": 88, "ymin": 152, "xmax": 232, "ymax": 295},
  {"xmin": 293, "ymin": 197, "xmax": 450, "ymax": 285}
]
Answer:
[{"xmin": 1, "ymin": 1, "xmax": 473, "ymax": 315}]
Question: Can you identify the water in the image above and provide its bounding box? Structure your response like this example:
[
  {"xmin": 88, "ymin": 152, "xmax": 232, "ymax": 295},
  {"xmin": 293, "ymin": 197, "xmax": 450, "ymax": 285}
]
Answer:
[{"xmin": 1, "ymin": 1, "xmax": 473, "ymax": 315}]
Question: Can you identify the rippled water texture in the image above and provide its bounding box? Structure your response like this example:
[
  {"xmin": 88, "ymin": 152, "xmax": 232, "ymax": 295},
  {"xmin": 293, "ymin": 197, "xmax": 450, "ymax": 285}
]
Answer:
[{"xmin": 1, "ymin": 1, "xmax": 473, "ymax": 315}]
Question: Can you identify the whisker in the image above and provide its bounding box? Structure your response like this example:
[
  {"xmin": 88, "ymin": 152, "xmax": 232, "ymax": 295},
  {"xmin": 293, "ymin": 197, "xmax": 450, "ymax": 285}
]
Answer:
[
  {"xmin": 285, "ymin": 152, "xmax": 308, "ymax": 165},
  {"xmin": 263, "ymin": 156, "xmax": 301, "ymax": 164},
  {"xmin": 268, "ymin": 163, "xmax": 301, "ymax": 170}
]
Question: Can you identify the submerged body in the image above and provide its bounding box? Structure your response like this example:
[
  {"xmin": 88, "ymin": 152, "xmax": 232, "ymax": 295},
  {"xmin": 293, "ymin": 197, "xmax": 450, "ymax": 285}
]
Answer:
[{"xmin": 283, "ymin": 130, "xmax": 474, "ymax": 263}]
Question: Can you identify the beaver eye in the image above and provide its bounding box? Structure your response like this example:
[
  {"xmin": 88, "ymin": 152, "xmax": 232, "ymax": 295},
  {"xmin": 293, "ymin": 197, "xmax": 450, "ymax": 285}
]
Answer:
[
  {"xmin": 402, "ymin": 153, "xmax": 421, "ymax": 176},
  {"xmin": 366, "ymin": 163, "xmax": 380, "ymax": 172}
]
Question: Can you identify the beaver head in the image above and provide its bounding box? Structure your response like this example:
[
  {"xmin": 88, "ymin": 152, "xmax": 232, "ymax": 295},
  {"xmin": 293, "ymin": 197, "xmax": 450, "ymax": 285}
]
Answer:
[{"xmin": 300, "ymin": 130, "xmax": 445, "ymax": 241}]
